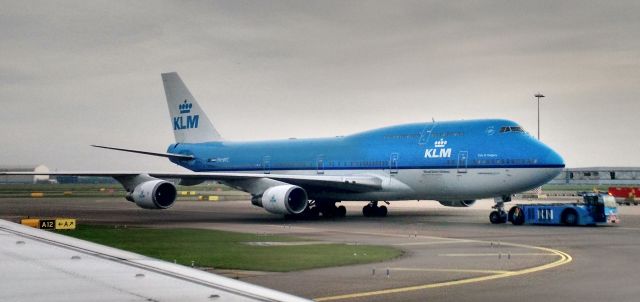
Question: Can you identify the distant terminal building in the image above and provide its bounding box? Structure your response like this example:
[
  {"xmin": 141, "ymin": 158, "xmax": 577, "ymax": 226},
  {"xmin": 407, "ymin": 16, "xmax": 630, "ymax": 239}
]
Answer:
[
  {"xmin": 56, "ymin": 175, "xmax": 79, "ymax": 184},
  {"xmin": 550, "ymin": 167, "xmax": 640, "ymax": 186},
  {"xmin": 0, "ymin": 165, "xmax": 49, "ymax": 184}
]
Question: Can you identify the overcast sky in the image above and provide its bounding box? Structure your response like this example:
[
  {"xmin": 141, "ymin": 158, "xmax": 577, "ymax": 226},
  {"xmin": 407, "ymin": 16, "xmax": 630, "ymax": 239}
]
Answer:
[{"xmin": 1, "ymin": 0, "xmax": 639, "ymax": 171}]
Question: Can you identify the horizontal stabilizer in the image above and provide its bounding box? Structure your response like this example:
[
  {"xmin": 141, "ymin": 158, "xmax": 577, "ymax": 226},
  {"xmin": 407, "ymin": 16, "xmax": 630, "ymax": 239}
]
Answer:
[{"xmin": 91, "ymin": 145, "xmax": 194, "ymax": 160}]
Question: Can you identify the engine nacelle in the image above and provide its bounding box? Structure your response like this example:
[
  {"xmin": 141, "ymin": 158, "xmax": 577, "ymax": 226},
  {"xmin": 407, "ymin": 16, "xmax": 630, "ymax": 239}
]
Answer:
[
  {"xmin": 128, "ymin": 180, "xmax": 177, "ymax": 209},
  {"xmin": 438, "ymin": 200, "xmax": 476, "ymax": 207},
  {"xmin": 260, "ymin": 185, "xmax": 308, "ymax": 215}
]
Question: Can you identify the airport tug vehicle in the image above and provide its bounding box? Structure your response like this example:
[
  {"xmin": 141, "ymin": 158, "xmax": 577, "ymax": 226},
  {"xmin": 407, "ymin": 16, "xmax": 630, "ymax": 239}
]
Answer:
[{"xmin": 505, "ymin": 193, "xmax": 619, "ymax": 226}]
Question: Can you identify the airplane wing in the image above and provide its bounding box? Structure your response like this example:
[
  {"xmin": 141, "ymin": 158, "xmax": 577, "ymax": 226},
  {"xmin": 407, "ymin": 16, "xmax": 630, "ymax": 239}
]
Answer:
[
  {"xmin": 0, "ymin": 171, "xmax": 383, "ymax": 193},
  {"xmin": 2, "ymin": 144, "xmax": 383, "ymax": 193},
  {"xmin": 151, "ymin": 172, "xmax": 384, "ymax": 192},
  {"xmin": 0, "ymin": 219, "xmax": 311, "ymax": 302}
]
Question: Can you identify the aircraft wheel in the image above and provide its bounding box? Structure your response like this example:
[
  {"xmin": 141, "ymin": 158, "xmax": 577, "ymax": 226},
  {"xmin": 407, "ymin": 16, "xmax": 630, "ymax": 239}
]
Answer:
[
  {"xmin": 489, "ymin": 211, "xmax": 506, "ymax": 224},
  {"xmin": 336, "ymin": 205, "xmax": 347, "ymax": 217},
  {"xmin": 362, "ymin": 205, "xmax": 372, "ymax": 217},
  {"xmin": 489, "ymin": 211, "xmax": 500, "ymax": 224},
  {"xmin": 377, "ymin": 205, "xmax": 388, "ymax": 217}
]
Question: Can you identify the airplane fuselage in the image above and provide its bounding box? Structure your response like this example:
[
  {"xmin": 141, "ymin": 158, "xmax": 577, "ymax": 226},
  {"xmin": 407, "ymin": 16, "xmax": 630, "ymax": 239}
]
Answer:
[{"xmin": 168, "ymin": 119, "xmax": 564, "ymax": 202}]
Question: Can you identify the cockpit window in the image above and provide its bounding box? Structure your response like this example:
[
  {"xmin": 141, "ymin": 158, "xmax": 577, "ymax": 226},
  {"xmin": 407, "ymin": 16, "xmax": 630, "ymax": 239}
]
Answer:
[{"xmin": 500, "ymin": 126, "xmax": 525, "ymax": 133}]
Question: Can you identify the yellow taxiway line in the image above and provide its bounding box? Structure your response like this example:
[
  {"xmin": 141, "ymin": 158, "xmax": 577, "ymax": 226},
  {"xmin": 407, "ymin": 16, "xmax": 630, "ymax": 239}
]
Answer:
[
  {"xmin": 314, "ymin": 242, "xmax": 572, "ymax": 301},
  {"xmin": 439, "ymin": 253, "xmax": 556, "ymax": 257},
  {"xmin": 387, "ymin": 268, "xmax": 511, "ymax": 274},
  {"xmin": 393, "ymin": 239, "xmax": 476, "ymax": 246}
]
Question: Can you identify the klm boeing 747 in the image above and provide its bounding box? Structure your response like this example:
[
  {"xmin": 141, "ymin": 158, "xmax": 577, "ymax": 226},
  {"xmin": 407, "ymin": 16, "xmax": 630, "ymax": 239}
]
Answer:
[{"xmin": 2, "ymin": 73, "xmax": 565, "ymax": 223}]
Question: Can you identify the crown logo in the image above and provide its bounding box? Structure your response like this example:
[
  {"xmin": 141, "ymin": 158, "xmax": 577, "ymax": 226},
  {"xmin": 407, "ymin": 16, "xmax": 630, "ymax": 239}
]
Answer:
[
  {"xmin": 179, "ymin": 100, "xmax": 193, "ymax": 114},
  {"xmin": 434, "ymin": 138, "xmax": 447, "ymax": 148}
]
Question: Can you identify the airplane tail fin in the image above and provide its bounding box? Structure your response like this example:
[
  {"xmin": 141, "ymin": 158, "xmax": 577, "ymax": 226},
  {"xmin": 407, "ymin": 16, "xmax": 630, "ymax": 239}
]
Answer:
[{"xmin": 161, "ymin": 72, "xmax": 222, "ymax": 143}]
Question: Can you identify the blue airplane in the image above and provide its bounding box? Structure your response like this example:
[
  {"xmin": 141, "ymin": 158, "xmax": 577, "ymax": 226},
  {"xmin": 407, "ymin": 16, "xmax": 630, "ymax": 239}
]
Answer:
[{"xmin": 3, "ymin": 73, "xmax": 564, "ymax": 223}]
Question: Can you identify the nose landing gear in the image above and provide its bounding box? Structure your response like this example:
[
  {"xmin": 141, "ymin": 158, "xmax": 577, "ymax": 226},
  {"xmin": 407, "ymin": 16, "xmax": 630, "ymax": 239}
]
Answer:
[{"xmin": 489, "ymin": 195, "xmax": 511, "ymax": 224}]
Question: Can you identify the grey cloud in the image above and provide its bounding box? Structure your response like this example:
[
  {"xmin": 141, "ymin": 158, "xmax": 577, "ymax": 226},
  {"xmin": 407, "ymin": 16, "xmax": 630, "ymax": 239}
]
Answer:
[{"xmin": 1, "ymin": 0, "xmax": 639, "ymax": 170}]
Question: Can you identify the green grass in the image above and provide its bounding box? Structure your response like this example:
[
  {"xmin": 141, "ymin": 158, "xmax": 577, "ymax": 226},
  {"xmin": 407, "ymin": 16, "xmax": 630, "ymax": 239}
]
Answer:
[{"xmin": 59, "ymin": 225, "xmax": 402, "ymax": 272}]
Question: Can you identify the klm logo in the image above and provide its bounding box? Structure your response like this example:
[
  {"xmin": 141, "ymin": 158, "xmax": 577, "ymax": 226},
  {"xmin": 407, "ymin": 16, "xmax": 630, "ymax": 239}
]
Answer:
[
  {"xmin": 179, "ymin": 100, "xmax": 192, "ymax": 114},
  {"xmin": 174, "ymin": 100, "xmax": 199, "ymax": 130},
  {"xmin": 424, "ymin": 138, "xmax": 452, "ymax": 158},
  {"xmin": 174, "ymin": 115, "xmax": 199, "ymax": 130}
]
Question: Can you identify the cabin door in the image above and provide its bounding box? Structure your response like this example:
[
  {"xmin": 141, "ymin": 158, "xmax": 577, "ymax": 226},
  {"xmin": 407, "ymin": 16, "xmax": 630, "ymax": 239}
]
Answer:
[
  {"xmin": 390, "ymin": 153, "xmax": 399, "ymax": 175},
  {"xmin": 262, "ymin": 156, "xmax": 271, "ymax": 174},
  {"xmin": 317, "ymin": 156, "xmax": 324, "ymax": 175},
  {"xmin": 457, "ymin": 151, "xmax": 468, "ymax": 173}
]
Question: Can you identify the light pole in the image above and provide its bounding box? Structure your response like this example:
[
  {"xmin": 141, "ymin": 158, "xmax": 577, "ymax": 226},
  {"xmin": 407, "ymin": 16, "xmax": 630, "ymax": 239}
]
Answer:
[
  {"xmin": 533, "ymin": 93, "xmax": 546, "ymax": 196},
  {"xmin": 534, "ymin": 93, "xmax": 545, "ymax": 140}
]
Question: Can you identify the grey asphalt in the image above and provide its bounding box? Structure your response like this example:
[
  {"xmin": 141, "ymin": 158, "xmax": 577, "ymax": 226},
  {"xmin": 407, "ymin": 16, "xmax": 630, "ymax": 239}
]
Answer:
[{"xmin": 1, "ymin": 197, "xmax": 639, "ymax": 302}]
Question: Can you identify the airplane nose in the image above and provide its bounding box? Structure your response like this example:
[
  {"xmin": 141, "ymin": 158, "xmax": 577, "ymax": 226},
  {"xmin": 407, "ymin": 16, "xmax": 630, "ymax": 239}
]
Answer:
[{"xmin": 541, "ymin": 144, "xmax": 564, "ymax": 168}]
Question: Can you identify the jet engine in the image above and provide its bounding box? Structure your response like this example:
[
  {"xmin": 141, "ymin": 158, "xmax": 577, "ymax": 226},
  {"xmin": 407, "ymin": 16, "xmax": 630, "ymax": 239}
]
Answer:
[
  {"xmin": 126, "ymin": 179, "xmax": 177, "ymax": 209},
  {"xmin": 438, "ymin": 200, "xmax": 476, "ymax": 207},
  {"xmin": 258, "ymin": 185, "xmax": 309, "ymax": 215}
]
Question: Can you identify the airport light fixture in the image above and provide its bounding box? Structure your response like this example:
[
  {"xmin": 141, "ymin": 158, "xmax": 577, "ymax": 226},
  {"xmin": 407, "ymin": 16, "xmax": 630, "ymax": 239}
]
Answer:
[{"xmin": 534, "ymin": 93, "xmax": 545, "ymax": 140}]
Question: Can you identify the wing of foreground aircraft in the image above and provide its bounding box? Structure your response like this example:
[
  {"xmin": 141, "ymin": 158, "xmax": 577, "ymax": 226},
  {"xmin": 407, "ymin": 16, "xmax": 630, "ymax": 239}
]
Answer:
[{"xmin": 0, "ymin": 219, "xmax": 311, "ymax": 302}]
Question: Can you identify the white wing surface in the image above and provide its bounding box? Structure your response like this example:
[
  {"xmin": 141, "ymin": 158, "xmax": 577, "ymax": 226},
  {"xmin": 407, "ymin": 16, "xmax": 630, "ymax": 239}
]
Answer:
[{"xmin": 0, "ymin": 219, "xmax": 311, "ymax": 302}]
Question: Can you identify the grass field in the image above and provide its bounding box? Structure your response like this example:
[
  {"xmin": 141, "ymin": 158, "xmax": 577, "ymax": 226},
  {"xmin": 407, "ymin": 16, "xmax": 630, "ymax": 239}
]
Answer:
[{"xmin": 59, "ymin": 225, "xmax": 403, "ymax": 272}]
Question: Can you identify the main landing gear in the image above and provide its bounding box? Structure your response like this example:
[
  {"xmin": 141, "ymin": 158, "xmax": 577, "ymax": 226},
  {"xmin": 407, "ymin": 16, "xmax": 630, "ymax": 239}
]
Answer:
[
  {"xmin": 288, "ymin": 200, "xmax": 392, "ymax": 219},
  {"xmin": 289, "ymin": 200, "xmax": 346, "ymax": 220},
  {"xmin": 489, "ymin": 195, "xmax": 511, "ymax": 224},
  {"xmin": 316, "ymin": 200, "xmax": 346, "ymax": 218},
  {"xmin": 362, "ymin": 201, "xmax": 388, "ymax": 217}
]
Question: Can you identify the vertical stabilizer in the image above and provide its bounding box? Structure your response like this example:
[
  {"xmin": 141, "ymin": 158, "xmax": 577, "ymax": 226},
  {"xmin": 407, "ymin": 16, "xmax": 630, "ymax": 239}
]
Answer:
[{"xmin": 162, "ymin": 72, "xmax": 222, "ymax": 143}]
